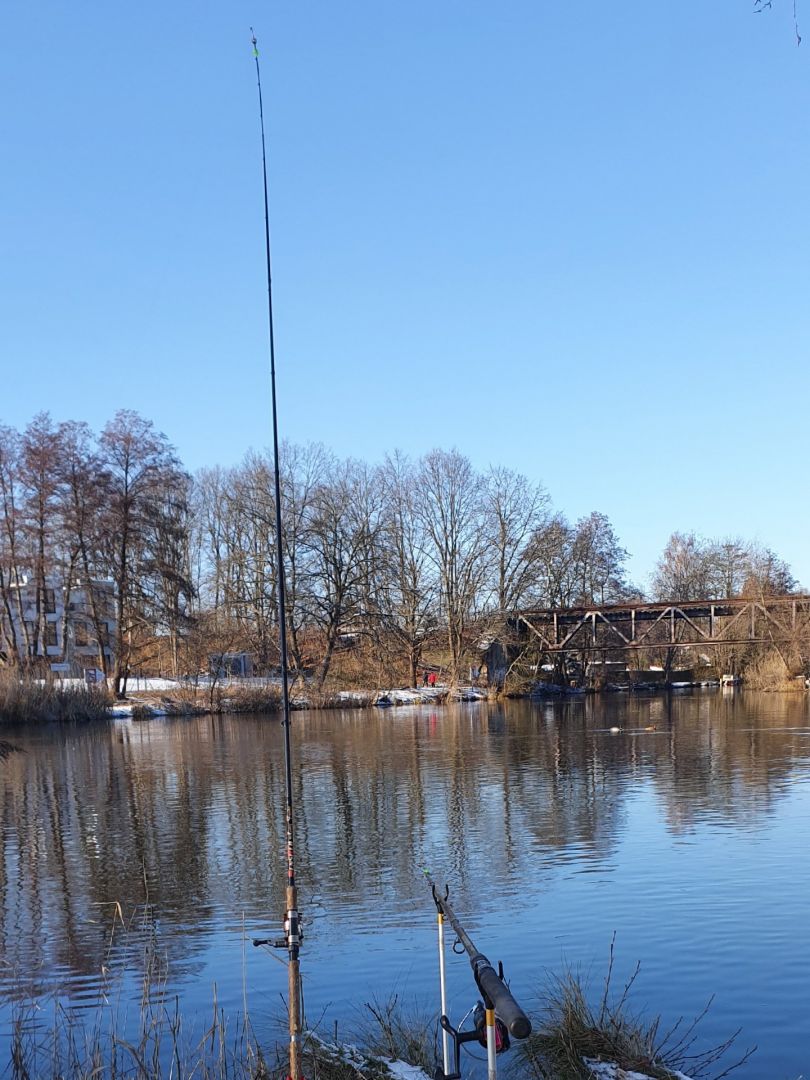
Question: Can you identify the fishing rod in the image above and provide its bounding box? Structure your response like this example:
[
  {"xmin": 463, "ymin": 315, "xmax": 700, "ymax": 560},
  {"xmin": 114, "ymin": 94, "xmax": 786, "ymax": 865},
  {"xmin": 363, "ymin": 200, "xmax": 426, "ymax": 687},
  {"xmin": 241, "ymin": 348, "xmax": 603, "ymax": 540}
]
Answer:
[
  {"xmin": 423, "ymin": 871, "xmax": 531, "ymax": 1080},
  {"xmin": 248, "ymin": 30, "xmax": 304, "ymax": 1080}
]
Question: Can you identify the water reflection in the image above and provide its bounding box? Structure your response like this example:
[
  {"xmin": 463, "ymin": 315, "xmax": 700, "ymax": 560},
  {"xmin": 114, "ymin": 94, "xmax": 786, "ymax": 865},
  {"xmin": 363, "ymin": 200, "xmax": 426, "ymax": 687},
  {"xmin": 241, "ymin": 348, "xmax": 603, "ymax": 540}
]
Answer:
[
  {"xmin": 1, "ymin": 694, "xmax": 807, "ymax": 993},
  {"xmin": 1, "ymin": 693, "xmax": 809, "ymax": 1074}
]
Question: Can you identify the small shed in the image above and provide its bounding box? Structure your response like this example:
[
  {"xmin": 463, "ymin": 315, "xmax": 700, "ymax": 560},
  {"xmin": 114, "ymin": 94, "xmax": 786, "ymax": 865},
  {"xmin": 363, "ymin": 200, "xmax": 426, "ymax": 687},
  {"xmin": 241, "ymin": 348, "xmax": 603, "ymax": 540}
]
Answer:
[{"xmin": 209, "ymin": 652, "xmax": 255, "ymax": 678}]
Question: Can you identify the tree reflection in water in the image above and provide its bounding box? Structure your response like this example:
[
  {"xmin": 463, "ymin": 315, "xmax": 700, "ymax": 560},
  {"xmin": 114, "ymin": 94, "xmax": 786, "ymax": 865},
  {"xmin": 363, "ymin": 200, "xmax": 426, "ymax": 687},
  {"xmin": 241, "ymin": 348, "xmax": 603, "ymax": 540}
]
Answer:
[{"xmin": 1, "ymin": 693, "xmax": 809, "ymax": 1073}]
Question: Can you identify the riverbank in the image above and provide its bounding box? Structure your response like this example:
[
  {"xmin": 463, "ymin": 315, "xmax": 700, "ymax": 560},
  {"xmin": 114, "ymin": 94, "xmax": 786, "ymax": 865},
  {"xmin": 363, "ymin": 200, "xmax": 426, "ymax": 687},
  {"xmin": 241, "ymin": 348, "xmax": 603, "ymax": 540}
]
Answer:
[
  {"xmin": 0, "ymin": 674, "xmax": 111, "ymax": 725},
  {"xmin": 7, "ymin": 971, "xmax": 728, "ymax": 1080},
  {"xmin": 2, "ymin": 669, "xmax": 806, "ymax": 725},
  {"xmin": 0, "ymin": 675, "xmax": 492, "ymax": 724},
  {"xmin": 108, "ymin": 682, "xmax": 490, "ymax": 720}
]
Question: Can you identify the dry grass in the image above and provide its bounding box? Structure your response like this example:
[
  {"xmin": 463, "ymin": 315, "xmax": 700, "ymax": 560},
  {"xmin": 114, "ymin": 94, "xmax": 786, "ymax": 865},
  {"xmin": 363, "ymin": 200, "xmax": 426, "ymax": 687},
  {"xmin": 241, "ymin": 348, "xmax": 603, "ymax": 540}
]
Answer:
[
  {"xmin": 7, "ymin": 996, "xmax": 431, "ymax": 1080},
  {"xmin": 359, "ymin": 996, "xmax": 435, "ymax": 1072},
  {"xmin": 0, "ymin": 673, "xmax": 111, "ymax": 725},
  {"xmin": 515, "ymin": 945, "xmax": 755, "ymax": 1080},
  {"xmin": 742, "ymin": 650, "xmax": 796, "ymax": 692},
  {"xmin": 9, "ymin": 993, "xmax": 271, "ymax": 1080},
  {"xmin": 6, "ymin": 908, "xmax": 429, "ymax": 1080},
  {"xmin": 168, "ymin": 684, "xmax": 375, "ymax": 714}
]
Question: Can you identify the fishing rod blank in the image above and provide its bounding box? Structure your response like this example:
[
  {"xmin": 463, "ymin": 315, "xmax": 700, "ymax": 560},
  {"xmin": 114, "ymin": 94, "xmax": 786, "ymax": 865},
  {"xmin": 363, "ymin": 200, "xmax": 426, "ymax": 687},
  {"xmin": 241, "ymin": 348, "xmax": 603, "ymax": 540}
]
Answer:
[{"xmin": 249, "ymin": 29, "xmax": 303, "ymax": 1080}]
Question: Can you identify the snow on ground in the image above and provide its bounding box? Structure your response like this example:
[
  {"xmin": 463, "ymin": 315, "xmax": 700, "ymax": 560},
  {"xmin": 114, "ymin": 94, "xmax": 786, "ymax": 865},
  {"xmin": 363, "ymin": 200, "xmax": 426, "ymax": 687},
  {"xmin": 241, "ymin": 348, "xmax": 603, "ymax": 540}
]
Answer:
[
  {"xmin": 110, "ymin": 703, "xmax": 171, "ymax": 718},
  {"xmin": 373, "ymin": 686, "xmax": 488, "ymax": 706},
  {"xmin": 301, "ymin": 1032, "xmax": 432, "ymax": 1080},
  {"xmin": 385, "ymin": 1061, "xmax": 432, "ymax": 1080},
  {"xmin": 583, "ymin": 1060, "xmax": 692, "ymax": 1080}
]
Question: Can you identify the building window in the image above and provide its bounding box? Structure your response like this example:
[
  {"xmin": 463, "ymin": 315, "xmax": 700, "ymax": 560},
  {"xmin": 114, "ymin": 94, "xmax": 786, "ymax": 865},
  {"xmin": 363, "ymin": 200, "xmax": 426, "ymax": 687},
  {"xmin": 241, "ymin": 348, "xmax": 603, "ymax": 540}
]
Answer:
[
  {"xmin": 44, "ymin": 623, "xmax": 58, "ymax": 647},
  {"xmin": 42, "ymin": 589, "xmax": 56, "ymax": 614},
  {"xmin": 74, "ymin": 621, "xmax": 89, "ymax": 647}
]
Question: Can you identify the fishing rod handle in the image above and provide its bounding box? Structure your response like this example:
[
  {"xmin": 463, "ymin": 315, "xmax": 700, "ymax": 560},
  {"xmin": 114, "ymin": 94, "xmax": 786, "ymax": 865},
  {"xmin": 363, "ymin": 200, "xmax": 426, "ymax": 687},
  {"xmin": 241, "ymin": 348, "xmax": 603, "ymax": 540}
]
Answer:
[{"xmin": 472, "ymin": 957, "xmax": 532, "ymax": 1040}]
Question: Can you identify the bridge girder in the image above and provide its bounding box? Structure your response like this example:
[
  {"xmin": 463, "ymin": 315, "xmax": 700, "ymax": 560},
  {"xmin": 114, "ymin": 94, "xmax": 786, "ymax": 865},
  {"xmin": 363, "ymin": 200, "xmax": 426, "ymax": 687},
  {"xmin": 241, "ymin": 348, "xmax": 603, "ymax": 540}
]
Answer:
[{"xmin": 511, "ymin": 595, "xmax": 810, "ymax": 655}]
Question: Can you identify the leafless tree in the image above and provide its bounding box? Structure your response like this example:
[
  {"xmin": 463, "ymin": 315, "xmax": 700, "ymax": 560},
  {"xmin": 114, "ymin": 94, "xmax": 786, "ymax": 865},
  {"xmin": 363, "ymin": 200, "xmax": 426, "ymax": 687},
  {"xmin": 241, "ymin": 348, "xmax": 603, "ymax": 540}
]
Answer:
[
  {"xmin": 418, "ymin": 449, "xmax": 486, "ymax": 684},
  {"xmin": 279, "ymin": 441, "xmax": 329, "ymax": 675},
  {"xmin": 529, "ymin": 513, "xmax": 578, "ymax": 608},
  {"xmin": 481, "ymin": 465, "xmax": 551, "ymax": 611},
  {"xmin": 0, "ymin": 425, "xmax": 27, "ymax": 664},
  {"xmin": 99, "ymin": 410, "xmax": 189, "ymax": 697},
  {"xmin": 19, "ymin": 413, "xmax": 63, "ymax": 664},
  {"xmin": 306, "ymin": 456, "xmax": 383, "ymax": 689},
  {"xmin": 571, "ymin": 511, "xmax": 629, "ymax": 605},
  {"xmin": 56, "ymin": 420, "xmax": 114, "ymax": 675},
  {"xmin": 371, "ymin": 451, "xmax": 438, "ymax": 685},
  {"xmin": 651, "ymin": 532, "xmax": 716, "ymax": 602}
]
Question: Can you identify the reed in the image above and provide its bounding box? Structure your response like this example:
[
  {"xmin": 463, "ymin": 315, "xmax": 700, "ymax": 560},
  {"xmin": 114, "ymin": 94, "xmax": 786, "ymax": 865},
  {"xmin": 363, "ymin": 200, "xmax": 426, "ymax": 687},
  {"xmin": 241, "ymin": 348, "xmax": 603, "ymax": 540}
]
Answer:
[
  {"xmin": 0, "ymin": 673, "xmax": 111, "ymax": 725},
  {"xmin": 514, "ymin": 942, "xmax": 755, "ymax": 1080},
  {"xmin": 742, "ymin": 650, "xmax": 800, "ymax": 692}
]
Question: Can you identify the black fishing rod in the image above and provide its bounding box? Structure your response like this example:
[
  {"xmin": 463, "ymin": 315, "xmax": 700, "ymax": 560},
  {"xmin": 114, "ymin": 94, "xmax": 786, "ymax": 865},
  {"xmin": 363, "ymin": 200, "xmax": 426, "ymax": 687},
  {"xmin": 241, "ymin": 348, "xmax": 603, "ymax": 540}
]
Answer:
[
  {"xmin": 249, "ymin": 30, "xmax": 303, "ymax": 1080},
  {"xmin": 424, "ymin": 871, "xmax": 531, "ymax": 1080}
]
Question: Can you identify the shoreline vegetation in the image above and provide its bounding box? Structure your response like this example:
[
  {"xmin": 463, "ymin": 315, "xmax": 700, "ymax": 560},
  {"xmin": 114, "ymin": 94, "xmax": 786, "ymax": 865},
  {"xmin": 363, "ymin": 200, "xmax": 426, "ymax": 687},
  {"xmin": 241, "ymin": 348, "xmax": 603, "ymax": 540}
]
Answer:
[
  {"xmin": 1, "ymin": 665, "xmax": 807, "ymax": 726},
  {"xmin": 1, "ymin": 412, "xmax": 807, "ymax": 709},
  {"xmin": 5, "ymin": 935, "xmax": 754, "ymax": 1080}
]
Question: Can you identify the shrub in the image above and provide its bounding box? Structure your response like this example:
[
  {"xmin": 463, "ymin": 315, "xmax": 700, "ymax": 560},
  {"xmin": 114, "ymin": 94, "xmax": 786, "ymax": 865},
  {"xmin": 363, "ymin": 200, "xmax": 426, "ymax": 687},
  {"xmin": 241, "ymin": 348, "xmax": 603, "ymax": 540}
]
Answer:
[{"xmin": 0, "ymin": 673, "xmax": 111, "ymax": 725}]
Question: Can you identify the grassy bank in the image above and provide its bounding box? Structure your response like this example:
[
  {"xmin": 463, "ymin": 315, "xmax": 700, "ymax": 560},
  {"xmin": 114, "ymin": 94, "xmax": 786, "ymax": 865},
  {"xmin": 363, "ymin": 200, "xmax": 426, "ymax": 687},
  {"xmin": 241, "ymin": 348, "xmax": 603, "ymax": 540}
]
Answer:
[
  {"xmin": 5, "ymin": 940, "xmax": 755, "ymax": 1080},
  {"xmin": 517, "ymin": 962, "xmax": 754, "ymax": 1079},
  {"xmin": 0, "ymin": 677, "xmax": 380, "ymax": 724},
  {"xmin": 0, "ymin": 673, "xmax": 111, "ymax": 725},
  {"xmin": 6, "ymin": 991, "xmax": 431, "ymax": 1080},
  {"xmin": 6, "ymin": 985, "xmax": 753, "ymax": 1080}
]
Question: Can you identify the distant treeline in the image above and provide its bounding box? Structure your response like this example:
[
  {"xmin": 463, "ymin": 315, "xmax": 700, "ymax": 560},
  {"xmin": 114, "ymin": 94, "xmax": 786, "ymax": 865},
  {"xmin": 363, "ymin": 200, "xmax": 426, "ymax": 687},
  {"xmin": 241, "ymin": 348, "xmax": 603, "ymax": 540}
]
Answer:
[{"xmin": 0, "ymin": 411, "xmax": 801, "ymax": 689}]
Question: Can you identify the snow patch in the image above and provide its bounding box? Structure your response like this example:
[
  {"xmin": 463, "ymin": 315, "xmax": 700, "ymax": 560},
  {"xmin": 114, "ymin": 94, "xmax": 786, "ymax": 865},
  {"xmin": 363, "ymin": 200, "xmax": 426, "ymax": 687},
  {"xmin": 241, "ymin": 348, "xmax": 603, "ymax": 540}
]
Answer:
[
  {"xmin": 374, "ymin": 686, "xmax": 487, "ymax": 707},
  {"xmin": 385, "ymin": 1061, "xmax": 432, "ymax": 1080},
  {"xmin": 583, "ymin": 1060, "xmax": 692, "ymax": 1080}
]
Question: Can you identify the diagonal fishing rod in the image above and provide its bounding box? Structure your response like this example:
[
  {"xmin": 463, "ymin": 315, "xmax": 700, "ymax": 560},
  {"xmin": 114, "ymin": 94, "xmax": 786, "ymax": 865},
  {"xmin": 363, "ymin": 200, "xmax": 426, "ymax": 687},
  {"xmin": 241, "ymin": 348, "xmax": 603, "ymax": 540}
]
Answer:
[
  {"xmin": 249, "ymin": 29, "xmax": 303, "ymax": 1080},
  {"xmin": 423, "ymin": 870, "xmax": 531, "ymax": 1080}
]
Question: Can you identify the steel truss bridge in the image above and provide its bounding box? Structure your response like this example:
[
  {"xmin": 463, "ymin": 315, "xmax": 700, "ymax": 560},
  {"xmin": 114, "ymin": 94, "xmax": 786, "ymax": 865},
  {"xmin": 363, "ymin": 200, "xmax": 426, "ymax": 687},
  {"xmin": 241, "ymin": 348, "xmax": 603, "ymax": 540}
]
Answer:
[{"xmin": 512, "ymin": 595, "xmax": 810, "ymax": 655}]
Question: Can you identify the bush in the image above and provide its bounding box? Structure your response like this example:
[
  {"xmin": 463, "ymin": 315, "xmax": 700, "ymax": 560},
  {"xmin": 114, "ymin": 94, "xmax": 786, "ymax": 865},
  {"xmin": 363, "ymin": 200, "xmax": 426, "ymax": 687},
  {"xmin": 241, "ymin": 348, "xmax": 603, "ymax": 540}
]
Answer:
[
  {"xmin": 0, "ymin": 673, "xmax": 111, "ymax": 725},
  {"xmin": 742, "ymin": 650, "xmax": 796, "ymax": 691},
  {"xmin": 516, "ymin": 947, "xmax": 754, "ymax": 1080}
]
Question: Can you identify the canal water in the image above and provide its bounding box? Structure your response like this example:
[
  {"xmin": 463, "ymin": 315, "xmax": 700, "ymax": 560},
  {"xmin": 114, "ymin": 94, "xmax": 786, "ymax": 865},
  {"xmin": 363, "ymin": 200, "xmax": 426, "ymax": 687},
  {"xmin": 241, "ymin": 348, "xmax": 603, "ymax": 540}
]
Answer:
[{"xmin": 1, "ymin": 692, "xmax": 809, "ymax": 1078}]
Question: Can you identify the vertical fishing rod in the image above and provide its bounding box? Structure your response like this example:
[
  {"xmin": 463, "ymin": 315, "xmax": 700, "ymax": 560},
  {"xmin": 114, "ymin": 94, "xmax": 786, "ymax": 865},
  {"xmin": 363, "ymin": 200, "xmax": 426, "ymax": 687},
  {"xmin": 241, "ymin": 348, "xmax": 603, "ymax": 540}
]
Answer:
[
  {"xmin": 436, "ymin": 899, "xmax": 452, "ymax": 1077},
  {"xmin": 250, "ymin": 30, "xmax": 303, "ymax": 1080}
]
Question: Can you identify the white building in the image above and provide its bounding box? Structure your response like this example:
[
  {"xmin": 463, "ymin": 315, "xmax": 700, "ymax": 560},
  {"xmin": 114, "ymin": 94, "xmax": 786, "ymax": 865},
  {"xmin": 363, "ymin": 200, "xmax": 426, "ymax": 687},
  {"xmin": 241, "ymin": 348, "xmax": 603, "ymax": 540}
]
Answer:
[{"xmin": 1, "ymin": 575, "xmax": 116, "ymax": 676}]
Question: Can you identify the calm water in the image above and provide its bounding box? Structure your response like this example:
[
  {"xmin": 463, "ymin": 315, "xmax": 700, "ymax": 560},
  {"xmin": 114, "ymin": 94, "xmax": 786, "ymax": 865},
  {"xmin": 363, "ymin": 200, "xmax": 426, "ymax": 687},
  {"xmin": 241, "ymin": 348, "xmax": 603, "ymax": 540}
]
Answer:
[{"xmin": 1, "ymin": 693, "xmax": 809, "ymax": 1078}]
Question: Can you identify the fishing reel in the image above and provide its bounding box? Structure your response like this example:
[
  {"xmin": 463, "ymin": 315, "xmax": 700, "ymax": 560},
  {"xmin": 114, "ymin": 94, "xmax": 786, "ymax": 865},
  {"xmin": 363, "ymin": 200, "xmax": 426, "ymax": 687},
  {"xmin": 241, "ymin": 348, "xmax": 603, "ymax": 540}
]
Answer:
[
  {"xmin": 471, "ymin": 1002, "xmax": 510, "ymax": 1053},
  {"xmin": 252, "ymin": 910, "xmax": 304, "ymax": 951},
  {"xmin": 435, "ymin": 999, "xmax": 511, "ymax": 1080}
]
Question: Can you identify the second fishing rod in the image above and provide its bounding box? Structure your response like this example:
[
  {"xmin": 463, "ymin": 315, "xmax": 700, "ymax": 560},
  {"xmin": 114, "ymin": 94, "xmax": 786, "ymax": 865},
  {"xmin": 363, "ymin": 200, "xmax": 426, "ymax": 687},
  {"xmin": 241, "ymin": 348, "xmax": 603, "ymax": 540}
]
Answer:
[{"xmin": 424, "ymin": 871, "xmax": 531, "ymax": 1080}]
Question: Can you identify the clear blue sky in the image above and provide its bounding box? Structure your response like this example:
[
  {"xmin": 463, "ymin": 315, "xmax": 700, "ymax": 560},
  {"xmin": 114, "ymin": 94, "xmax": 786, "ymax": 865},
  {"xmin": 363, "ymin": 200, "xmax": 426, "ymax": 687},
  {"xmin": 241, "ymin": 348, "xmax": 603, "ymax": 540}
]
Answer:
[{"xmin": 2, "ymin": 2, "xmax": 808, "ymax": 590}]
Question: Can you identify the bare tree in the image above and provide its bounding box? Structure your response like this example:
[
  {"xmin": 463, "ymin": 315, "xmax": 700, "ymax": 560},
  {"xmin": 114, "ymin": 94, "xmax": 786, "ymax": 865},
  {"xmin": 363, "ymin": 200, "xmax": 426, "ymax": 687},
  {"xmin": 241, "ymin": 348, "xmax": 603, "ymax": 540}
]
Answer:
[
  {"xmin": 0, "ymin": 425, "xmax": 27, "ymax": 664},
  {"xmin": 306, "ymin": 457, "xmax": 383, "ymax": 689},
  {"xmin": 743, "ymin": 544, "xmax": 796, "ymax": 597},
  {"xmin": 651, "ymin": 532, "xmax": 715, "ymax": 602},
  {"xmin": 99, "ymin": 410, "xmax": 188, "ymax": 697},
  {"xmin": 418, "ymin": 449, "xmax": 486, "ymax": 684},
  {"xmin": 56, "ymin": 420, "xmax": 114, "ymax": 675},
  {"xmin": 571, "ymin": 511, "xmax": 629, "ymax": 605},
  {"xmin": 19, "ymin": 413, "xmax": 63, "ymax": 665},
  {"xmin": 530, "ymin": 513, "xmax": 578, "ymax": 608},
  {"xmin": 371, "ymin": 451, "xmax": 438, "ymax": 685},
  {"xmin": 481, "ymin": 465, "xmax": 550, "ymax": 611}
]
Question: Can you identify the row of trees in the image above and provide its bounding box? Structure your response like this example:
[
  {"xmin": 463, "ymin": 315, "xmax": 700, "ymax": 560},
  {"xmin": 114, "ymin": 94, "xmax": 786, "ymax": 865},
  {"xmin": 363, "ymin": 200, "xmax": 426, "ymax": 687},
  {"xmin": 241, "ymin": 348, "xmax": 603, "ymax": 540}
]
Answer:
[
  {"xmin": 651, "ymin": 532, "xmax": 795, "ymax": 602},
  {"xmin": 0, "ymin": 412, "xmax": 191, "ymax": 694},
  {"xmin": 192, "ymin": 446, "xmax": 631, "ymax": 685},
  {"xmin": 1, "ymin": 410, "xmax": 803, "ymax": 688}
]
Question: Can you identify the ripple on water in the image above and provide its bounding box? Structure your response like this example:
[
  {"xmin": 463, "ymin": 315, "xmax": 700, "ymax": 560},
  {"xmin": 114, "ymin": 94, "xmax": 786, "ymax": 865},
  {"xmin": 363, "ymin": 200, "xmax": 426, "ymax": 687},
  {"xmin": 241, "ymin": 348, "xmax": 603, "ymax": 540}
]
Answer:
[{"xmin": 1, "ymin": 696, "xmax": 809, "ymax": 1077}]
